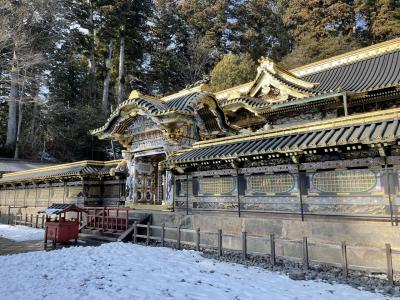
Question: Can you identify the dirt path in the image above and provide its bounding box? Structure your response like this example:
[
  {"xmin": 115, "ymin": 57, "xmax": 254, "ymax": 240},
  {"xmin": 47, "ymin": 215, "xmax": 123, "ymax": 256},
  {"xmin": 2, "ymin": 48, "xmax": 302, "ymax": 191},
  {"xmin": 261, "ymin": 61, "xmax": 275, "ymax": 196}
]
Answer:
[
  {"xmin": 0, "ymin": 237, "xmax": 44, "ymax": 255},
  {"xmin": 0, "ymin": 237, "xmax": 103, "ymax": 256}
]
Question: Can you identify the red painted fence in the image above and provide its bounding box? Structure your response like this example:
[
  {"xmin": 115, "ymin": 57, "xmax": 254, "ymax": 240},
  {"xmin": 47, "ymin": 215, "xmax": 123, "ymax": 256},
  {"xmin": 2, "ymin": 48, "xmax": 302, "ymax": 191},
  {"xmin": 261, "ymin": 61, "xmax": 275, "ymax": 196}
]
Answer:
[{"xmin": 86, "ymin": 207, "xmax": 130, "ymax": 232}]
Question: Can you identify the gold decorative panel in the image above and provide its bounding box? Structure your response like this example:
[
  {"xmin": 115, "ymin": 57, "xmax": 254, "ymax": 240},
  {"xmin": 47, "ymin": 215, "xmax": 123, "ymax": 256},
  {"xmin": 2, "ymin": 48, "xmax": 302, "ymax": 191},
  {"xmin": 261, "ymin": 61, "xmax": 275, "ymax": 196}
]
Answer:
[
  {"xmin": 199, "ymin": 177, "xmax": 235, "ymax": 195},
  {"xmin": 247, "ymin": 174, "xmax": 294, "ymax": 194},
  {"xmin": 312, "ymin": 170, "xmax": 376, "ymax": 193}
]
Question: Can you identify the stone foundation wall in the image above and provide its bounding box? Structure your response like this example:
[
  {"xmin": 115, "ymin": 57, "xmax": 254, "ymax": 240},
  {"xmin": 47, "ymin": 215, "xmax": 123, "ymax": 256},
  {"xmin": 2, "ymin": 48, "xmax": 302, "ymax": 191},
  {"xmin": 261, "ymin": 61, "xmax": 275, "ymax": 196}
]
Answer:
[{"xmin": 144, "ymin": 211, "xmax": 400, "ymax": 273}]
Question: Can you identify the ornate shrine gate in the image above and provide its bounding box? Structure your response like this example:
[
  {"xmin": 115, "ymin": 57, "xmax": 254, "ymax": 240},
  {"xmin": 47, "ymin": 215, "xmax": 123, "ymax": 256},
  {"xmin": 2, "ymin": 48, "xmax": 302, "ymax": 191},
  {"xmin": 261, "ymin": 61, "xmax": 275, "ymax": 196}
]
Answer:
[{"xmin": 92, "ymin": 89, "xmax": 233, "ymax": 208}]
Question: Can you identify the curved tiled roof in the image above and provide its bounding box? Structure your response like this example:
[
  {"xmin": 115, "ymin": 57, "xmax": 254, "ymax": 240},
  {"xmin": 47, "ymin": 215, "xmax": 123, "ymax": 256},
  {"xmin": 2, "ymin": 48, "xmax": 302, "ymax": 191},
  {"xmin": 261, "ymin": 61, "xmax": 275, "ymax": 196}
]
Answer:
[
  {"xmin": 92, "ymin": 92, "xmax": 223, "ymax": 136},
  {"xmin": 301, "ymin": 50, "xmax": 400, "ymax": 94},
  {"xmin": 220, "ymin": 97, "xmax": 270, "ymax": 109},
  {"xmin": 124, "ymin": 92, "xmax": 209, "ymax": 114},
  {"xmin": 134, "ymin": 97, "xmax": 166, "ymax": 113},
  {"xmin": 0, "ymin": 160, "xmax": 122, "ymax": 183},
  {"xmin": 169, "ymin": 119, "xmax": 399, "ymax": 163},
  {"xmin": 165, "ymin": 92, "xmax": 208, "ymax": 113},
  {"xmin": 167, "ymin": 108, "xmax": 400, "ymax": 164}
]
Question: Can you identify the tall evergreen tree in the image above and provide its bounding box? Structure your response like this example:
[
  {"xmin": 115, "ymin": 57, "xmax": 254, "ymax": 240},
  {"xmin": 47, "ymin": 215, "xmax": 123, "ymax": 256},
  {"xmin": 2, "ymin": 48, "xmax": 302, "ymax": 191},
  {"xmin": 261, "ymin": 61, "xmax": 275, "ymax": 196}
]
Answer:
[
  {"xmin": 232, "ymin": 0, "xmax": 290, "ymax": 60},
  {"xmin": 356, "ymin": 0, "xmax": 400, "ymax": 43},
  {"xmin": 279, "ymin": 0, "xmax": 357, "ymax": 41},
  {"xmin": 148, "ymin": 0, "xmax": 188, "ymax": 95},
  {"xmin": 101, "ymin": 0, "xmax": 151, "ymax": 103},
  {"xmin": 179, "ymin": 0, "xmax": 234, "ymax": 51},
  {"xmin": 1, "ymin": 0, "xmax": 56, "ymax": 157}
]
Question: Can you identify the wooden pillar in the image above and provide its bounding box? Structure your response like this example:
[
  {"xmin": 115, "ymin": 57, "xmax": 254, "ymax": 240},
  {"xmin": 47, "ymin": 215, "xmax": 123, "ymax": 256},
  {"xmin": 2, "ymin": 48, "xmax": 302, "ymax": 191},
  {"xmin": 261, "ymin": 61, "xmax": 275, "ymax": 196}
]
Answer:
[
  {"xmin": 196, "ymin": 227, "xmax": 200, "ymax": 251},
  {"xmin": 133, "ymin": 221, "xmax": 138, "ymax": 243},
  {"xmin": 146, "ymin": 222, "xmax": 150, "ymax": 245},
  {"xmin": 176, "ymin": 226, "xmax": 181, "ymax": 250},
  {"xmin": 303, "ymin": 237, "xmax": 309, "ymax": 270},
  {"xmin": 386, "ymin": 243, "xmax": 394, "ymax": 285},
  {"xmin": 270, "ymin": 233, "xmax": 276, "ymax": 266},
  {"xmin": 341, "ymin": 241, "xmax": 348, "ymax": 277},
  {"xmin": 161, "ymin": 223, "xmax": 165, "ymax": 247},
  {"xmin": 242, "ymin": 231, "xmax": 247, "ymax": 259},
  {"xmin": 218, "ymin": 229, "xmax": 223, "ymax": 257}
]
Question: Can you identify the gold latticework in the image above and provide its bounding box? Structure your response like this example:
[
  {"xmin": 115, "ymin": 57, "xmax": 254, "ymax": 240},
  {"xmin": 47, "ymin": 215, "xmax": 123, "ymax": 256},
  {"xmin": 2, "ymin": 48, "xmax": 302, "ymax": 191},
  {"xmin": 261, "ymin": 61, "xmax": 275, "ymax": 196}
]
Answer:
[
  {"xmin": 312, "ymin": 170, "xmax": 376, "ymax": 193},
  {"xmin": 199, "ymin": 177, "xmax": 235, "ymax": 195},
  {"xmin": 247, "ymin": 174, "xmax": 294, "ymax": 194}
]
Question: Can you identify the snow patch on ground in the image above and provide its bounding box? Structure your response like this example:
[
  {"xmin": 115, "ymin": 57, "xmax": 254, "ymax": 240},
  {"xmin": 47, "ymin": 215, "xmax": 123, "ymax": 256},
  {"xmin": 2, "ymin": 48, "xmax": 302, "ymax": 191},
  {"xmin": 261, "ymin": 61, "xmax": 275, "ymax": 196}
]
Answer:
[
  {"xmin": 0, "ymin": 242, "xmax": 394, "ymax": 300},
  {"xmin": 0, "ymin": 224, "xmax": 44, "ymax": 242}
]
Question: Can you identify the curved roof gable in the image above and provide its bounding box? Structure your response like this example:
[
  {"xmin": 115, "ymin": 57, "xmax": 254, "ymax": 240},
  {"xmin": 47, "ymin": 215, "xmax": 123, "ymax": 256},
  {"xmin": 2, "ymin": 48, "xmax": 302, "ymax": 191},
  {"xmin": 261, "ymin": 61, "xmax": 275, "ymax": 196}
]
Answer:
[{"xmin": 91, "ymin": 90, "xmax": 232, "ymax": 138}]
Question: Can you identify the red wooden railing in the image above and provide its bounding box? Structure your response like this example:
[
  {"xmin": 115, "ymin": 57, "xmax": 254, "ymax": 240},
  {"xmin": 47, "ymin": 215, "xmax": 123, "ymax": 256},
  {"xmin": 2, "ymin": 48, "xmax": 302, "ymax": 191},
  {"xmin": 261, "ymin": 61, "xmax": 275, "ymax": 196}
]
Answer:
[{"xmin": 86, "ymin": 207, "xmax": 130, "ymax": 232}]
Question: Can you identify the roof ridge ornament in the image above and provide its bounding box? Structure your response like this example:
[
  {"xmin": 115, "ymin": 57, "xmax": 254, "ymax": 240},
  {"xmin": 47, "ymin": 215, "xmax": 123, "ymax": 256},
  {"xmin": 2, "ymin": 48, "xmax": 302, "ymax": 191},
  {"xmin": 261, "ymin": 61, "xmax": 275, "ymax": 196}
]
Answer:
[
  {"xmin": 128, "ymin": 90, "xmax": 159, "ymax": 102},
  {"xmin": 257, "ymin": 56, "xmax": 318, "ymax": 90},
  {"xmin": 160, "ymin": 83, "xmax": 210, "ymax": 102}
]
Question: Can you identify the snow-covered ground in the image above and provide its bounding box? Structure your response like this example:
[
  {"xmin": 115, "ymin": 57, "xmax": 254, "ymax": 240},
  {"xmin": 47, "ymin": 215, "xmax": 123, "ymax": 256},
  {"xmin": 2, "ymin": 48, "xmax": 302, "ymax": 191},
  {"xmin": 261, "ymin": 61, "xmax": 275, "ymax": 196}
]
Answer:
[
  {"xmin": 0, "ymin": 243, "xmax": 394, "ymax": 300},
  {"xmin": 0, "ymin": 224, "xmax": 44, "ymax": 241}
]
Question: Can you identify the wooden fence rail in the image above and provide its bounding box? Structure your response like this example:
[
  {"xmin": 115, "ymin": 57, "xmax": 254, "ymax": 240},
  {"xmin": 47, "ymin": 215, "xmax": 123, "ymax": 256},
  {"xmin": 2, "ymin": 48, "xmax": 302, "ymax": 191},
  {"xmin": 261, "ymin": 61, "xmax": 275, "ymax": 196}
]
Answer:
[
  {"xmin": 13, "ymin": 213, "xmax": 46, "ymax": 228},
  {"xmin": 130, "ymin": 222, "xmax": 398, "ymax": 284}
]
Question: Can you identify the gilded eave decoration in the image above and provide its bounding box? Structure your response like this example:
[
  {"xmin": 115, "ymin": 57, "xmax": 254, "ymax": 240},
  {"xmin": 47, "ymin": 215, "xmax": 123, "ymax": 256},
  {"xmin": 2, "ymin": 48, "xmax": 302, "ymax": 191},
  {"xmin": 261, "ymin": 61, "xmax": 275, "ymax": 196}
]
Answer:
[{"xmin": 91, "ymin": 88, "xmax": 235, "ymax": 148}]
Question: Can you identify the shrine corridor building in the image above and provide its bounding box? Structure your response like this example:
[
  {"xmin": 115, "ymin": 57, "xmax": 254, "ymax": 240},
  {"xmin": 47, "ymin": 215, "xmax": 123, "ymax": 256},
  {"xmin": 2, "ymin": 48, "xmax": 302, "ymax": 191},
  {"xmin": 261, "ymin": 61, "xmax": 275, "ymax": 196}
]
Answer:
[{"xmin": 1, "ymin": 39, "xmax": 400, "ymax": 266}]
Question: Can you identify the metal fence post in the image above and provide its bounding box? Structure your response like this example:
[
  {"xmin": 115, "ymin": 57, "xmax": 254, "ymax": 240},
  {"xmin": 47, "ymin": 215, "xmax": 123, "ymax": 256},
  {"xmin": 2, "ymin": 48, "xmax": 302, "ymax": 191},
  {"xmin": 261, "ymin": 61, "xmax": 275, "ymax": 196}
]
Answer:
[
  {"xmin": 35, "ymin": 215, "xmax": 39, "ymax": 228},
  {"xmin": 30, "ymin": 214, "xmax": 33, "ymax": 227},
  {"xmin": 218, "ymin": 229, "xmax": 223, "ymax": 257},
  {"xmin": 242, "ymin": 231, "xmax": 247, "ymax": 259},
  {"xmin": 341, "ymin": 241, "xmax": 348, "ymax": 277},
  {"xmin": 41, "ymin": 215, "xmax": 45, "ymax": 228},
  {"xmin": 270, "ymin": 233, "xmax": 276, "ymax": 266}
]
